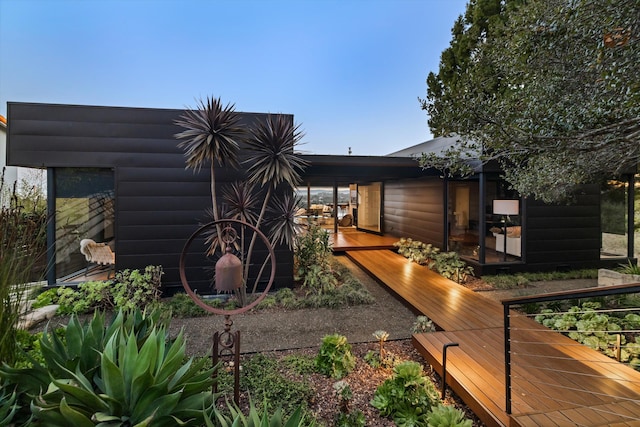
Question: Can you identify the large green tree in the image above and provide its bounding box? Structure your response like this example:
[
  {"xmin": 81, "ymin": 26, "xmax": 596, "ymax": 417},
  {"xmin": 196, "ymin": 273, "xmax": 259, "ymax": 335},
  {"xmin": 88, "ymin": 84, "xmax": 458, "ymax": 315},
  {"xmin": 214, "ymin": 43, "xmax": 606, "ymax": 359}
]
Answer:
[{"xmin": 421, "ymin": 0, "xmax": 639, "ymax": 203}]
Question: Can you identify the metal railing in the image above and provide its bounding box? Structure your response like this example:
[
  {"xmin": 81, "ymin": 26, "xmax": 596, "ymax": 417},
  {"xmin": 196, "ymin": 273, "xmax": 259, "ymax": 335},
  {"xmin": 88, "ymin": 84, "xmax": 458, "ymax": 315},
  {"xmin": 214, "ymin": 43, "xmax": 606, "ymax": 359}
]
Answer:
[{"xmin": 502, "ymin": 282, "xmax": 640, "ymax": 420}]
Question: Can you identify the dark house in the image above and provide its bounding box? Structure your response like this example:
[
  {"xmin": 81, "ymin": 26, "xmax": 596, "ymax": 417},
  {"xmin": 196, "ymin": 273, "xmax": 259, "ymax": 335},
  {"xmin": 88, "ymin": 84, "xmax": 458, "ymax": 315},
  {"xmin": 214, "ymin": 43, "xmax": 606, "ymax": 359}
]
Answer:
[
  {"xmin": 7, "ymin": 102, "xmax": 635, "ymax": 292},
  {"xmin": 6, "ymin": 102, "xmax": 296, "ymax": 294}
]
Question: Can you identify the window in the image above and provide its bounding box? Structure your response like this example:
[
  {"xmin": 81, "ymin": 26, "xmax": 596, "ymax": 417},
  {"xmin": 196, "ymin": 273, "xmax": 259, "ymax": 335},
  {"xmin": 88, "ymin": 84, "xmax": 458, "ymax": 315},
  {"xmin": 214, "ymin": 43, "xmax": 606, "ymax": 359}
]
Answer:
[{"xmin": 53, "ymin": 168, "xmax": 114, "ymax": 280}]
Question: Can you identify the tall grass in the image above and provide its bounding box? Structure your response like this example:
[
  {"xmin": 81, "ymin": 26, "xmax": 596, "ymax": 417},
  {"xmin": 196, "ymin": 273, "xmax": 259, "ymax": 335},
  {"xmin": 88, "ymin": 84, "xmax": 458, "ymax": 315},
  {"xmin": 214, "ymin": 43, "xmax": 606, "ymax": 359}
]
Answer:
[{"xmin": 0, "ymin": 169, "xmax": 48, "ymax": 365}]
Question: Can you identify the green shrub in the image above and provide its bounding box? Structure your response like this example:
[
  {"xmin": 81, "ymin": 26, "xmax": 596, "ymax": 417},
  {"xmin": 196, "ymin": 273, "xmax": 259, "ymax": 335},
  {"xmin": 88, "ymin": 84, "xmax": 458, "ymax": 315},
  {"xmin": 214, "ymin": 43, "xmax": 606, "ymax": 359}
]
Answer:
[
  {"xmin": 294, "ymin": 225, "xmax": 337, "ymax": 294},
  {"xmin": 165, "ymin": 292, "xmax": 209, "ymax": 317},
  {"xmin": 112, "ymin": 265, "xmax": 163, "ymax": 310},
  {"xmin": 371, "ymin": 361, "xmax": 440, "ymax": 427},
  {"xmin": 430, "ymin": 252, "xmax": 474, "ymax": 284},
  {"xmin": 315, "ymin": 334, "xmax": 356, "ymax": 379},
  {"xmin": 394, "ymin": 238, "xmax": 440, "ymax": 265},
  {"xmin": 412, "ymin": 316, "xmax": 436, "ymax": 334},
  {"xmin": 426, "ymin": 403, "xmax": 472, "ymax": 427},
  {"xmin": 237, "ymin": 353, "xmax": 314, "ymax": 418}
]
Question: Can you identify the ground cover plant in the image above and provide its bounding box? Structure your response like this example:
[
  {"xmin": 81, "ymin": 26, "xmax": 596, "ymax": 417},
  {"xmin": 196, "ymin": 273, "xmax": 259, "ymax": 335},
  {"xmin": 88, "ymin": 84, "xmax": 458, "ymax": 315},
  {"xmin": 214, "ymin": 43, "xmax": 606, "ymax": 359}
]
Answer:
[{"xmin": 533, "ymin": 297, "xmax": 640, "ymax": 370}]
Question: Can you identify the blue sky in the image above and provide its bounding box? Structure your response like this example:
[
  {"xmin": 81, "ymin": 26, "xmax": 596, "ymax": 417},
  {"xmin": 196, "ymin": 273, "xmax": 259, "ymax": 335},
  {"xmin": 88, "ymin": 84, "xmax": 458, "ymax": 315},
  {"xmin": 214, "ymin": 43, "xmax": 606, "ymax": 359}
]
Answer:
[{"xmin": 0, "ymin": 0, "xmax": 468, "ymax": 156}]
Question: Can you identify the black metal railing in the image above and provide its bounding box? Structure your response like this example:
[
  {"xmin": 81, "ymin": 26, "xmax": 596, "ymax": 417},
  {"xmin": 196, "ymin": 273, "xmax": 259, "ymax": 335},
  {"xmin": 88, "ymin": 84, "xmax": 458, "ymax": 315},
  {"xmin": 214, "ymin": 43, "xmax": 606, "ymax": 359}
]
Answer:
[{"xmin": 502, "ymin": 282, "xmax": 640, "ymax": 418}]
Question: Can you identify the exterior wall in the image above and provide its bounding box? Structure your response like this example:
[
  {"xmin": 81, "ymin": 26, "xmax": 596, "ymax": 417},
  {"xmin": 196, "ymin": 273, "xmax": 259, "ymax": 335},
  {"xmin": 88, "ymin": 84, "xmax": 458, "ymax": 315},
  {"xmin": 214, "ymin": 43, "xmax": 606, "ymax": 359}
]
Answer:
[
  {"xmin": 524, "ymin": 185, "xmax": 601, "ymax": 270},
  {"xmin": 384, "ymin": 177, "xmax": 445, "ymax": 246},
  {"xmin": 7, "ymin": 102, "xmax": 294, "ymax": 293}
]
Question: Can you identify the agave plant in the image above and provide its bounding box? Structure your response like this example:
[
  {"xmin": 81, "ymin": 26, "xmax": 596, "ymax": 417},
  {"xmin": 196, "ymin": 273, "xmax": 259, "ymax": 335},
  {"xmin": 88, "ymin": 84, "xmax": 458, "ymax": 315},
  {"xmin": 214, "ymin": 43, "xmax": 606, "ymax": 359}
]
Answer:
[
  {"xmin": 32, "ymin": 326, "xmax": 214, "ymax": 426},
  {"xmin": 0, "ymin": 309, "xmax": 184, "ymax": 426},
  {"xmin": 206, "ymin": 397, "xmax": 315, "ymax": 427}
]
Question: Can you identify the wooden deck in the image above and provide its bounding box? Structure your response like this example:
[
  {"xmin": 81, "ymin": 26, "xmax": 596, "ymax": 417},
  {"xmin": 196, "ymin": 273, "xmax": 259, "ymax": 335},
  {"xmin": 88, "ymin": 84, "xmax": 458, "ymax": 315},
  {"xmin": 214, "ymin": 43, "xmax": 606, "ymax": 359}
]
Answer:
[
  {"xmin": 330, "ymin": 230, "xmax": 399, "ymax": 252},
  {"xmin": 347, "ymin": 249, "xmax": 640, "ymax": 427}
]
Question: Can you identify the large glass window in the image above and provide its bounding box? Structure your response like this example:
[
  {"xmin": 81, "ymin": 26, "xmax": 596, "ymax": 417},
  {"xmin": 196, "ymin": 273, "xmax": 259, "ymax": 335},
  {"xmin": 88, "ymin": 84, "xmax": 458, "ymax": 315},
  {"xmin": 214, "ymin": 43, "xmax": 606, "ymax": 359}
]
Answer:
[
  {"xmin": 447, "ymin": 181, "xmax": 480, "ymax": 257},
  {"xmin": 54, "ymin": 168, "xmax": 114, "ymax": 280},
  {"xmin": 601, "ymin": 179, "xmax": 628, "ymax": 259},
  {"xmin": 295, "ymin": 185, "xmax": 353, "ymax": 232}
]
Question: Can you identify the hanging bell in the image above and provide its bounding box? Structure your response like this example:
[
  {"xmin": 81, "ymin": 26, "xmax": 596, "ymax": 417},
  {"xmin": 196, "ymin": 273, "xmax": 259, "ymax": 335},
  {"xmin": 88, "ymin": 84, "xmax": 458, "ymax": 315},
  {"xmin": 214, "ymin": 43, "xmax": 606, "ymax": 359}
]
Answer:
[{"xmin": 215, "ymin": 246, "xmax": 243, "ymax": 292}]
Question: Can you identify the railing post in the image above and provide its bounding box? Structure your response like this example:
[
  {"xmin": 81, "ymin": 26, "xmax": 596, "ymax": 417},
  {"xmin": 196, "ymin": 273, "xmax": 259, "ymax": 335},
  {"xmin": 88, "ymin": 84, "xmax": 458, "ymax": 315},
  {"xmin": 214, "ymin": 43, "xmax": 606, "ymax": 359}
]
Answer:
[
  {"xmin": 441, "ymin": 342, "xmax": 459, "ymax": 399},
  {"xmin": 504, "ymin": 302, "xmax": 512, "ymax": 415}
]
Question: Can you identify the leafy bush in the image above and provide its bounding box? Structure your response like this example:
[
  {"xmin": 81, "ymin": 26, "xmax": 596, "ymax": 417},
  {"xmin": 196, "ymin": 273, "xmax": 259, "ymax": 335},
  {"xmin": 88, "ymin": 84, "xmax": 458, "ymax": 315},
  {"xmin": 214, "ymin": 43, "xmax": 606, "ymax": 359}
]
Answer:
[
  {"xmin": 430, "ymin": 252, "xmax": 474, "ymax": 284},
  {"xmin": 112, "ymin": 265, "xmax": 163, "ymax": 310},
  {"xmin": 370, "ymin": 361, "xmax": 440, "ymax": 427},
  {"xmin": 31, "ymin": 265, "xmax": 164, "ymax": 315},
  {"xmin": 426, "ymin": 403, "xmax": 472, "ymax": 427},
  {"xmin": 394, "ymin": 238, "xmax": 440, "ymax": 265},
  {"xmin": 165, "ymin": 292, "xmax": 214, "ymax": 317},
  {"xmin": 315, "ymin": 334, "xmax": 356, "ymax": 379},
  {"xmin": 534, "ymin": 301, "xmax": 640, "ymax": 367},
  {"xmin": 412, "ymin": 316, "xmax": 436, "ymax": 334},
  {"xmin": 294, "ymin": 225, "xmax": 337, "ymax": 294},
  {"xmin": 395, "ymin": 238, "xmax": 474, "ymax": 284}
]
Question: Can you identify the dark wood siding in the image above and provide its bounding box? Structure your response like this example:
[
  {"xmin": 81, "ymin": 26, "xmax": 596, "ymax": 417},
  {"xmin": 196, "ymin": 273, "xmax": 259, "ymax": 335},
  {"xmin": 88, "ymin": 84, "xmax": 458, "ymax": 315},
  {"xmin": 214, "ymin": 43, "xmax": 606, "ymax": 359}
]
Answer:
[
  {"xmin": 7, "ymin": 102, "xmax": 293, "ymax": 293},
  {"xmin": 523, "ymin": 185, "xmax": 601, "ymax": 270},
  {"xmin": 384, "ymin": 178, "xmax": 445, "ymax": 246}
]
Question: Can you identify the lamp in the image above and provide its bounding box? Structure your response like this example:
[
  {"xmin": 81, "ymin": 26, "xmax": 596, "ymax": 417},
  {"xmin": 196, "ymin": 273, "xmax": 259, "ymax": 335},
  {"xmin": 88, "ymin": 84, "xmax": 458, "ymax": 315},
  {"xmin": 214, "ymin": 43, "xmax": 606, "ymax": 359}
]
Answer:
[{"xmin": 493, "ymin": 200, "xmax": 519, "ymax": 261}]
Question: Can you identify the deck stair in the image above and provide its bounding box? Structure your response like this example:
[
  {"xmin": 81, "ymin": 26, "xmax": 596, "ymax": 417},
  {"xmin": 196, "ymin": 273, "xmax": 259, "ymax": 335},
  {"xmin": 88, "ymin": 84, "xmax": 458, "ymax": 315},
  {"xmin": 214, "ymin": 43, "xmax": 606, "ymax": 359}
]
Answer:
[{"xmin": 346, "ymin": 249, "xmax": 640, "ymax": 427}]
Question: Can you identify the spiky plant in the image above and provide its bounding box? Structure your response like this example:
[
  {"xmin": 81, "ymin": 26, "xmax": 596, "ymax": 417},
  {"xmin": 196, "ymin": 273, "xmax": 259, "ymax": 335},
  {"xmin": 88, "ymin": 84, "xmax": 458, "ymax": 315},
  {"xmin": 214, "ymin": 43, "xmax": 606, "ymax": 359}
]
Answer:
[
  {"xmin": 266, "ymin": 193, "xmax": 304, "ymax": 250},
  {"xmin": 174, "ymin": 97, "xmax": 245, "ymax": 226},
  {"xmin": 240, "ymin": 116, "xmax": 307, "ymax": 297}
]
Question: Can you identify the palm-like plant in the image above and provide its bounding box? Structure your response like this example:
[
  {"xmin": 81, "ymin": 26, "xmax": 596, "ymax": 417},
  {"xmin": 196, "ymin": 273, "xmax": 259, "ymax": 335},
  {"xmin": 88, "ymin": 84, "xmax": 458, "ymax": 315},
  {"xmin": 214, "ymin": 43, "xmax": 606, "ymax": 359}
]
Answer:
[
  {"xmin": 242, "ymin": 115, "xmax": 308, "ymax": 296},
  {"xmin": 174, "ymin": 97, "xmax": 245, "ymax": 224}
]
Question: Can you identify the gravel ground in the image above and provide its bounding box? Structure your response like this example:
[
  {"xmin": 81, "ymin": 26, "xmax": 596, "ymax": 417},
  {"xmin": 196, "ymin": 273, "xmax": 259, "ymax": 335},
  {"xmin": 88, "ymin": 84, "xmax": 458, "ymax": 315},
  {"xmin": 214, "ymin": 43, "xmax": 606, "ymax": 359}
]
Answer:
[{"xmin": 168, "ymin": 255, "xmax": 419, "ymax": 356}]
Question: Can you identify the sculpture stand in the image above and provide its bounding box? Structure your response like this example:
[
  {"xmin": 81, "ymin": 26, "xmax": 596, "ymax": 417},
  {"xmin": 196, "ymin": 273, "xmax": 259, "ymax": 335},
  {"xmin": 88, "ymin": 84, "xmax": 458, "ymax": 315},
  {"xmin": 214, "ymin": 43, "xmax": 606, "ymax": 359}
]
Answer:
[{"xmin": 212, "ymin": 314, "xmax": 241, "ymax": 404}]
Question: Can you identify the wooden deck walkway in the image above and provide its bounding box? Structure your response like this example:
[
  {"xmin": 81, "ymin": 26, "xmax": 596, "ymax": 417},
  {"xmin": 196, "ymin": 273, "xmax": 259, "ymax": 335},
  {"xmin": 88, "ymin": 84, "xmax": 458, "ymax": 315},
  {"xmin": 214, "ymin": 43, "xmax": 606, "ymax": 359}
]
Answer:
[
  {"xmin": 346, "ymin": 249, "xmax": 640, "ymax": 427},
  {"xmin": 330, "ymin": 230, "xmax": 398, "ymax": 252}
]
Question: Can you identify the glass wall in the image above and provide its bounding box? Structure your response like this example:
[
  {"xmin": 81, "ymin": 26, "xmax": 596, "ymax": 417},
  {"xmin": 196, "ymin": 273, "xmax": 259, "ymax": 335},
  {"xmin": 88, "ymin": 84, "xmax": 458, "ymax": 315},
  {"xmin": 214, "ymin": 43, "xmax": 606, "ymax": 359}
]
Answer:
[
  {"xmin": 600, "ymin": 179, "xmax": 628, "ymax": 259},
  {"xmin": 54, "ymin": 168, "xmax": 114, "ymax": 280},
  {"xmin": 448, "ymin": 177, "xmax": 521, "ymax": 263},
  {"xmin": 447, "ymin": 180, "xmax": 480, "ymax": 257},
  {"xmin": 295, "ymin": 185, "xmax": 354, "ymax": 232}
]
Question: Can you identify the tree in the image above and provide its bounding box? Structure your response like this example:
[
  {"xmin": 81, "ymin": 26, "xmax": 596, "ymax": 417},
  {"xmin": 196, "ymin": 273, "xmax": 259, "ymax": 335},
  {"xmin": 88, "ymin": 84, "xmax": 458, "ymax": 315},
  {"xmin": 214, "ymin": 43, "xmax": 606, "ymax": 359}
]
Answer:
[
  {"xmin": 420, "ymin": 0, "xmax": 639, "ymax": 203},
  {"xmin": 175, "ymin": 99, "xmax": 307, "ymax": 304}
]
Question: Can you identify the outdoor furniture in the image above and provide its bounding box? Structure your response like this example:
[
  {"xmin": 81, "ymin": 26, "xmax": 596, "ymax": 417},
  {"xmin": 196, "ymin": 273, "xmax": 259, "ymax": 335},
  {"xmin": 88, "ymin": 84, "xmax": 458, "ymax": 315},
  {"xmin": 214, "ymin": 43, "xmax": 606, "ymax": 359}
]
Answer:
[{"xmin": 80, "ymin": 239, "xmax": 115, "ymax": 277}]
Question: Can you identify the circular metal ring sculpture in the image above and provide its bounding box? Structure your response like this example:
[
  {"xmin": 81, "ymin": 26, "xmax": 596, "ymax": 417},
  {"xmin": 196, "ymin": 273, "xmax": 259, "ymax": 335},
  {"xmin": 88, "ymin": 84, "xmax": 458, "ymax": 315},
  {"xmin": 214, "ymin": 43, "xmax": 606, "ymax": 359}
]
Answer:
[{"xmin": 179, "ymin": 219, "xmax": 276, "ymax": 316}]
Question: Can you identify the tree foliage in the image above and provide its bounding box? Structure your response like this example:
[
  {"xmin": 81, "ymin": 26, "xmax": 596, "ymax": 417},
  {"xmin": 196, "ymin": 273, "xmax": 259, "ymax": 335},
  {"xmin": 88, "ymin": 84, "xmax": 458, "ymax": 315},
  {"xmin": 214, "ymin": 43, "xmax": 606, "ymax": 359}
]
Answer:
[{"xmin": 421, "ymin": 0, "xmax": 639, "ymax": 203}]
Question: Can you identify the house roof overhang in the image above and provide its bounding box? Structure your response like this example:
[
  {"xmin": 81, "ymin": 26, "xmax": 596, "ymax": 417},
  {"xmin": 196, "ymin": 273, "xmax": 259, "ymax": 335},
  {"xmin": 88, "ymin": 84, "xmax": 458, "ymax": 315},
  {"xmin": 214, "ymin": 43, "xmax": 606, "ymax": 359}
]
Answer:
[{"xmin": 299, "ymin": 154, "xmax": 440, "ymax": 186}]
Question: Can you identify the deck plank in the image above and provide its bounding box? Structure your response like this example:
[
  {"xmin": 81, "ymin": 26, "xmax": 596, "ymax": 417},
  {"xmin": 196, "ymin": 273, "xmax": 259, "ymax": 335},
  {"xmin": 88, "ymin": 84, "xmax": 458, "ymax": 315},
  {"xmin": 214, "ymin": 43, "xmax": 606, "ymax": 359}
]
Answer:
[{"xmin": 348, "ymin": 248, "xmax": 640, "ymax": 427}]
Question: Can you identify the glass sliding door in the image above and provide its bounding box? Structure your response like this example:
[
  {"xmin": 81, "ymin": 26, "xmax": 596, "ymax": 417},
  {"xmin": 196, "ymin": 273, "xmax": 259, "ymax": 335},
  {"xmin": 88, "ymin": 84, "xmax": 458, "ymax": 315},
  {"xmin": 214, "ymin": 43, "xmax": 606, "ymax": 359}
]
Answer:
[
  {"xmin": 54, "ymin": 168, "xmax": 114, "ymax": 280},
  {"xmin": 356, "ymin": 182, "xmax": 382, "ymax": 233},
  {"xmin": 600, "ymin": 179, "xmax": 629, "ymax": 259}
]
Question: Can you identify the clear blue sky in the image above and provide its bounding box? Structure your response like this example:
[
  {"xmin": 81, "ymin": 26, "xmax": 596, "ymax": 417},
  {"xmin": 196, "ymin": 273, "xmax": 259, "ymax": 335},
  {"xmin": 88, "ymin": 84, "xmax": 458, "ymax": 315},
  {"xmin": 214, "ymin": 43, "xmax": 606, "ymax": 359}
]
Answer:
[{"xmin": 0, "ymin": 0, "xmax": 468, "ymax": 156}]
